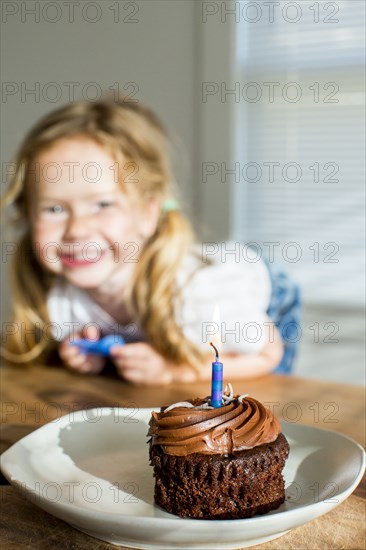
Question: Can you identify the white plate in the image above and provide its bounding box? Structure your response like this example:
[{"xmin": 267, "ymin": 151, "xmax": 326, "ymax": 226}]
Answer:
[{"xmin": 1, "ymin": 408, "xmax": 365, "ymax": 549}]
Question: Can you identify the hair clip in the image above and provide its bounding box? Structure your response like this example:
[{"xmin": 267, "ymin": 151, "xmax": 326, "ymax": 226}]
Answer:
[{"xmin": 162, "ymin": 198, "xmax": 179, "ymax": 212}]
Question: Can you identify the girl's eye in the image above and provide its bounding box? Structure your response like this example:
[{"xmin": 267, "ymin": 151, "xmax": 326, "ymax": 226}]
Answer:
[
  {"xmin": 43, "ymin": 204, "xmax": 64, "ymax": 214},
  {"xmin": 95, "ymin": 201, "xmax": 115, "ymax": 210}
]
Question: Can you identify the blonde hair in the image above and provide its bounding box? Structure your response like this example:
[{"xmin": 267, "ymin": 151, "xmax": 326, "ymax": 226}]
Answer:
[{"xmin": 1, "ymin": 95, "xmax": 208, "ymax": 370}]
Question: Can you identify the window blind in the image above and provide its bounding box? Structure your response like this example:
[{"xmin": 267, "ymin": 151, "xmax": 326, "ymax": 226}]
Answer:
[{"xmin": 232, "ymin": 0, "xmax": 365, "ymax": 307}]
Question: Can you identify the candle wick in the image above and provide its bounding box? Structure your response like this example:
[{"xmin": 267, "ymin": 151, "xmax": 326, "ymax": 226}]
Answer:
[{"xmin": 210, "ymin": 341, "xmax": 219, "ymax": 361}]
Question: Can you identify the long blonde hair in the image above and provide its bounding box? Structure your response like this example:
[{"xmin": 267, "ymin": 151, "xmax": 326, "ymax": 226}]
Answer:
[{"xmin": 1, "ymin": 96, "xmax": 207, "ymax": 369}]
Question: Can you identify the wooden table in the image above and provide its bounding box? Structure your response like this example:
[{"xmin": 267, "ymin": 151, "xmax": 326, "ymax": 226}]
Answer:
[{"xmin": 1, "ymin": 364, "xmax": 365, "ymax": 549}]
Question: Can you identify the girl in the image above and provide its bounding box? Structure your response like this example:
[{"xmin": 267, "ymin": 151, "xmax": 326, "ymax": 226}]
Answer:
[{"xmin": 1, "ymin": 96, "xmax": 288, "ymax": 385}]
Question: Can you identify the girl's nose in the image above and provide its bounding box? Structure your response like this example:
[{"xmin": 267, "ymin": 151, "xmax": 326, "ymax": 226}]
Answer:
[{"xmin": 64, "ymin": 213, "xmax": 94, "ymax": 240}]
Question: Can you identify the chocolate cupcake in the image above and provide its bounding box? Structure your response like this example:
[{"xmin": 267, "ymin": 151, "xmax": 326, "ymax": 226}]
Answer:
[{"xmin": 148, "ymin": 387, "xmax": 289, "ymax": 520}]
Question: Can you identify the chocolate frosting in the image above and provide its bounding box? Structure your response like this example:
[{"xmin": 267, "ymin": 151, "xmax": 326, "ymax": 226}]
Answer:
[{"xmin": 149, "ymin": 396, "xmax": 280, "ymax": 456}]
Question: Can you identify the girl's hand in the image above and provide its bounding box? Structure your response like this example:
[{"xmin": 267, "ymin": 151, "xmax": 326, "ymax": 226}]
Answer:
[
  {"xmin": 110, "ymin": 342, "xmax": 175, "ymax": 386},
  {"xmin": 58, "ymin": 325, "xmax": 106, "ymax": 375}
]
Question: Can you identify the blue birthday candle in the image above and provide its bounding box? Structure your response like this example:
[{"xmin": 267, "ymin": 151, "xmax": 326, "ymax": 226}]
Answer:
[{"xmin": 210, "ymin": 341, "xmax": 223, "ymax": 408}]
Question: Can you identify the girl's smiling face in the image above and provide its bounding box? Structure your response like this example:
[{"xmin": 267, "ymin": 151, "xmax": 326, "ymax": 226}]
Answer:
[{"xmin": 29, "ymin": 136, "xmax": 160, "ymax": 291}]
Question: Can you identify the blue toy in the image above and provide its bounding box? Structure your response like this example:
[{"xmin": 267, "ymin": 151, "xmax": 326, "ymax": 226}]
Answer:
[{"xmin": 72, "ymin": 335, "xmax": 125, "ymax": 356}]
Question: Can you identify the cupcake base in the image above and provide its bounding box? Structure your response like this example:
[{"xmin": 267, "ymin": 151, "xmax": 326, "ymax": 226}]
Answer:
[{"xmin": 150, "ymin": 433, "xmax": 289, "ymax": 520}]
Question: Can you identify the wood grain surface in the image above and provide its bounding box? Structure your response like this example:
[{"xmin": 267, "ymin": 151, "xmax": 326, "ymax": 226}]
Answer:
[{"xmin": 1, "ymin": 364, "xmax": 365, "ymax": 549}]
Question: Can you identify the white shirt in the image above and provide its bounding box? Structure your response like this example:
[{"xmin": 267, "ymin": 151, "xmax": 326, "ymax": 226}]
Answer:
[{"xmin": 47, "ymin": 242, "xmax": 272, "ymax": 355}]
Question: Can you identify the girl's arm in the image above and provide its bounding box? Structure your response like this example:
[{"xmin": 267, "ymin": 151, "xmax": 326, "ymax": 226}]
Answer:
[
  {"xmin": 171, "ymin": 324, "xmax": 284, "ymax": 383},
  {"xmin": 110, "ymin": 324, "xmax": 283, "ymax": 385}
]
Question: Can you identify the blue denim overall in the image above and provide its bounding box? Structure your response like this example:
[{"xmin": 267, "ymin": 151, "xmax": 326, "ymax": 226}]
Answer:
[{"xmin": 264, "ymin": 261, "xmax": 302, "ymax": 374}]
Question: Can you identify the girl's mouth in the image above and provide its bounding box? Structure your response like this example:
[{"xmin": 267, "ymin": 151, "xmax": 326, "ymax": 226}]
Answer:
[{"xmin": 60, "ymin": 250, "xmax": 107, "ymax": 268}]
